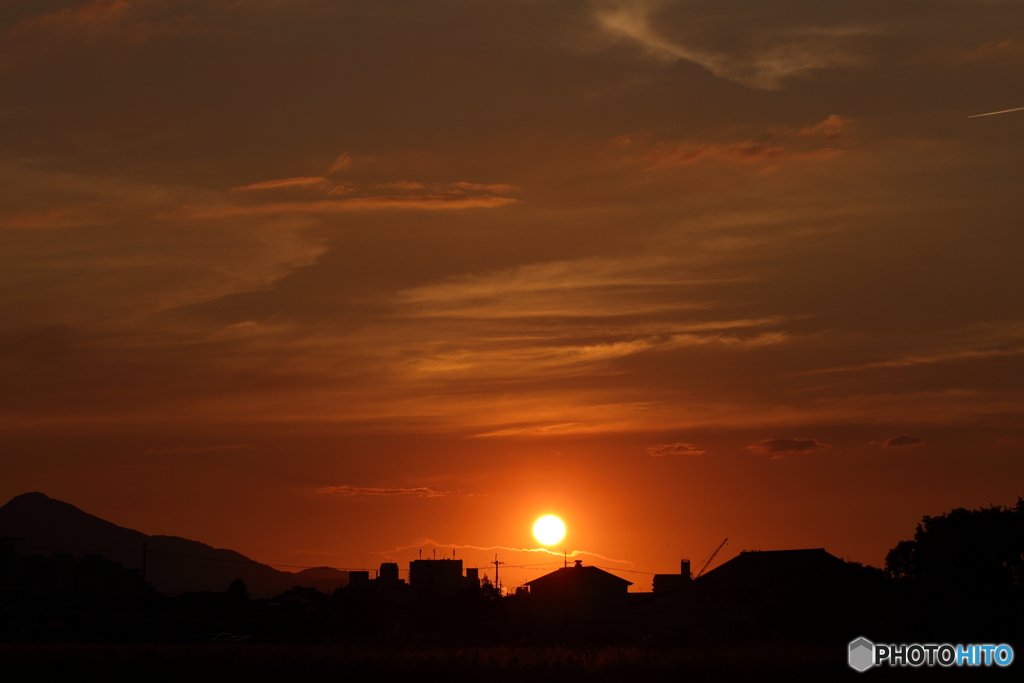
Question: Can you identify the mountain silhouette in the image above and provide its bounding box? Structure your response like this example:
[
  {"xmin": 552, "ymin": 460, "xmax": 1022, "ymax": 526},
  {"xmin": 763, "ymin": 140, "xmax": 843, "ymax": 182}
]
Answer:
[{"xmin": 0, "ymin": 492, "xmax": 346, "ymax": 596}]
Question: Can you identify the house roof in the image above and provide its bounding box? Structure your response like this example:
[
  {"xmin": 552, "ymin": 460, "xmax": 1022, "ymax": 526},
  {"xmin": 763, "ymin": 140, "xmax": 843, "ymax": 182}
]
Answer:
[
  {"xmin": 695, "ymin": 548, "xmax": 847, "ymax": 590},
  {"xmin": 525, "ymin": 561, "xmax": 633, "ymax": 588}
]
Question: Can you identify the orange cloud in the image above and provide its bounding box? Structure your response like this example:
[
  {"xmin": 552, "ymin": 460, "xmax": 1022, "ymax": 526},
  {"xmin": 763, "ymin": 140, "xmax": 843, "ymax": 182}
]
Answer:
[
  {"xmin": 328, "ymin": 152, "xmax": 353, "ymax": 173},
  {"xmin": 78, "ymin": 0, "xmax": 130, "ymax": 20},
  {"xmin": 797, "ymin": 114, "xmax": 853, "ymax": 140},
  {"xmin": 641, "ymin": 115, "xmax": 851, "ymax": 169},
  {"xmin": 591, "ymin": 0, "xmax": 867, "ymax": 89},
  {"xmin": 137, "ymin": 444, "xmax": 251, "ymax": 455},
  {"xmin": 808, "ymin": 345, "xmax": 1024, "ymax": 375},
  {"xmin": 966, "ymin": 40, "xmax": 1024, "ymax": 62},
  {"xmin": 232, "ymin": 177, "xmax": 326, "ymax": 191},
  {"xmin": 1, "ymin": 209, "xmax": 82, "ymax": 230},
  {"xmin": 377, "ymin": 181, "xmax": 520, "ymax": 194},
  {"xmin": 645, "ymin": 141, "xmax": 787, "ymax": 167},
  {"xmin": 375, "ymin": 539, "xmax": 632, "ymax": 567},
  {"xmin": 316, "ymin": 485, "xmax": 451, "ymax": 497},
  {"xmin": 9, "ymin": 0, "xmax": 189, "ymax": 46},
  {"xmin": 376, "ymin": 181, "xmax": 427, "ymax": 191},
  {"xmin": 646, "ymin": 443, "xmax": 706, "ymax": 457},
  {"xmin": 643, "ymin": 139, "xmax": 847, "ymax": 169},
  {"xmin": 882, "ymin": 435, "xmax": 924, "ymax": 447},
  {"xmin": 172, "ymin": 194, "xmax": 519, "ymax": 218},
  {"xmin": 764, "ymin": 114, "xmax": 855, "ymax": 140},
  {"xmin": 16, "ymin": 0, "xmax": 131, "ymax": 31},
  {"xmin": 748, "ymin": 438, "xmax": 831, "ymax": 458},
  {"xmin": 450, "ymin": 182, "xmax": 519, "ymax": 193}
]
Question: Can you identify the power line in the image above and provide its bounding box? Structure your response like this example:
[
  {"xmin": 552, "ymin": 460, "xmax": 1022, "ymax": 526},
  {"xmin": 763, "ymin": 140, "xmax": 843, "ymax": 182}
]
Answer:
[{"xmin": 591, "ymin": 565, "xmax": 656, "ymax": 576}]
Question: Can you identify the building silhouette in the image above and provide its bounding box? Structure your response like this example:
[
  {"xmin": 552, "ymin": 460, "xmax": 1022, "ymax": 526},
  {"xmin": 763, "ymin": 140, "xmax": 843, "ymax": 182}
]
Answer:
[
  {"xmin": 408, "ymin": 559, "xmax": 479, "ymax": 599},
  {"xmin": 692, "ymin": 548, "xmax": 871, "ymax": 640},
  {"xmin": 523, "ymin": 560, "xmax": 632, "ymax": 642},
  {"xmin": 340, "ymin": 562, "xmax": 409, "ymax": 602},
  {"xmin": 652, "ymin": 559, "xmax": 692, "ymax": 593}
]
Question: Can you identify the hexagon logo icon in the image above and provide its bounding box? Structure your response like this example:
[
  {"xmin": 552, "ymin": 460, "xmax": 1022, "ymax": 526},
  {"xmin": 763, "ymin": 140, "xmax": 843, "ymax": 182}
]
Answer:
[{"xmin": 849, "ymin": 637, "xmax": 875, "ymax": 672}]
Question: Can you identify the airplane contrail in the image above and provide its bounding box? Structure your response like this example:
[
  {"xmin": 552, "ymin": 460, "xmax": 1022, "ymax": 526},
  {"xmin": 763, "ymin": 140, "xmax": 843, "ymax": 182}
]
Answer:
[{"xmin": 968, "ymin": 106, "xmax": 1024, "ymax": 118}]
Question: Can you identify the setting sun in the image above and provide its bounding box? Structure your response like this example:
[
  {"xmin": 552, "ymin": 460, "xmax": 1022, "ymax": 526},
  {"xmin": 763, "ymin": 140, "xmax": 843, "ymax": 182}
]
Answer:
[{"xmin": 533, "ymin": 515, "xmax": 566, "ymax": 545}]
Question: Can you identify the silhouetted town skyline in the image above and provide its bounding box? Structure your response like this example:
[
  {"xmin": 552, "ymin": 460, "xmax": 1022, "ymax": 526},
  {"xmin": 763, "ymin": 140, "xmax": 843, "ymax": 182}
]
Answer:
[{"xmin": 2, "ymin": 491, "xmax": 1021, "ymax": 649}]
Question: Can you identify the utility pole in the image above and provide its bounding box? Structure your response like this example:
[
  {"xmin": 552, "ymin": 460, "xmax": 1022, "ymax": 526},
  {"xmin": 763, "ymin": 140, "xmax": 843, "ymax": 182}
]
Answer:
[{"xmin": 492, "ymin": 554, "xmax": 504, "ymax": 593}]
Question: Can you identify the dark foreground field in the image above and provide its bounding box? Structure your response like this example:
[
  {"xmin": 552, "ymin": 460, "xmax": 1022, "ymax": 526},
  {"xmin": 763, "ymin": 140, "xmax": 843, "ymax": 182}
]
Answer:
[{"xmin": 1, "ymin": 643, "xmax": 1010, "ymax": 681}]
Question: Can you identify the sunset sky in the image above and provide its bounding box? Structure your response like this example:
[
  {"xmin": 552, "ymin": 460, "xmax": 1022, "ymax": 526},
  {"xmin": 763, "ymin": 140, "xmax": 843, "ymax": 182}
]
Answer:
[{"xmin": 2, "ymin": 0, "xmax": 1023, "ymax": 589}]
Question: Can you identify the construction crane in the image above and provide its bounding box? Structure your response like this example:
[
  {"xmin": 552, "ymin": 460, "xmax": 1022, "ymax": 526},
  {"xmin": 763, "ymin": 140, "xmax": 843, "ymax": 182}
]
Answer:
[{"xmin": 695, "ymin": 538, "xmax": 728, "ymax": 578}]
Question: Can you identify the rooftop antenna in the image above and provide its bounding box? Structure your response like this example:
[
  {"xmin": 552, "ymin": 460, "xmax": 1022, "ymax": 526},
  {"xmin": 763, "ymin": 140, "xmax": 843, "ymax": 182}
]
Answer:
[{"xmin": 696, "ymin": 538, "xmax": 728, "ymax": 578}]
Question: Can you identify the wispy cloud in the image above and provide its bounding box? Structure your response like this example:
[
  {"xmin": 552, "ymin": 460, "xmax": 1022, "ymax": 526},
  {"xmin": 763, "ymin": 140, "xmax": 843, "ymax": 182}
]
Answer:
[
  {"xmin": 962, "ymin": 39, "xmax": 1024, "ymax": 62},
  {"xmin": 173, "ymin": 172, "xmax": 521, "ymax": 219},
  {"xmin": 374, "ymin": 539, "xmax": 633, "ymax": 568},
  {"xmin": 645, "ymin": 141, "xmax": 787, "ymax": 167},
  {"xmin": 327, "ymin": 152, "xmax": 353, "ymax": 173},
  {"xmin": 808, "ymin": 345, "xmax": 1024, "ymax": 375},
  {"xmin": 0, "ymin": 161, "xmax": 331, "ymax": 324},
  {"xmin": 1, "ymin": 209, "xmax": 85, "ymax": 230},
  {"xmin": 7, "ymin": 0, "xmax": 193, "ymax": 49},
  {"xmin": 882, "ymin": 435, "xmax": 924, "ymax": 447},
  {"xmin": 748, "ymin": 437, "xmax": 831, "ymax": 458},
  {"xmin": 646, "ymin": 442, "xmax": 706, "ymax": 456},
  {"xmin": 591, "ymin": 0, "xmax": 869, "ymax": 89},
  {"xmin": 12, "ymin": 0, "xmax": 132, "ymax": 33},
  {"xmin": 137, "ymin": 444, "xmax": 251, "ymax": 455},
  {"xmin": 450, "ymin": 182, "xmax": 519, "ymax": 193},
  {"xmin": 316, "ymin": 485, "xmax": 452, "ymax": 497},
  {"xmin": 375, "ymin": 181, "xmax": 520, "ymax": 194},
  {"xmin": 791, "ymin": 115, "xmax": 854, "ymax": 140},
  {"xmin": 396, "ymin": 255, "xmax": 755, "ymax": 319},
  {"xmin": 641, "ymin": 115, "xmax": 851, "ymax": 169},
  {"xmin": 170, "ymin": 194, "xmax": 519, "ymax": 218},
  {"xmin": 593, "ymin": 1, "xmax": 728, "ymax": 76},
  {"xmin": 232, "ymin": 177, "xmax": 327, "ymax": 191},
  {"xmin": 406, "ymin": 331, "xmax": 788, "ymax": 380}
]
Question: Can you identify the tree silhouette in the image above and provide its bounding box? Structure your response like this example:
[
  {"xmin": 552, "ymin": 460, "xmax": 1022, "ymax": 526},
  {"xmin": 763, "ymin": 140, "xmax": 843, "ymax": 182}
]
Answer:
[
  {"xmin": 479, "ymin": 573, "xmax": 501, "ymax": 600},
  {"xmin": 227, "ymin": 577, "xmax": 250, "ymax": 605},
  {"xmin": 885, "ymin": 498, "xmax": 1024, "ymax": 599}
]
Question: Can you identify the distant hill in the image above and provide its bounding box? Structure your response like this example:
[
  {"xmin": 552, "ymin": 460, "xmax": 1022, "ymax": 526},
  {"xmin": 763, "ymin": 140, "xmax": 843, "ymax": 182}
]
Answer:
[{"xmin": 0, "ymin": 492, "xmax": 347, "ymax": 596}]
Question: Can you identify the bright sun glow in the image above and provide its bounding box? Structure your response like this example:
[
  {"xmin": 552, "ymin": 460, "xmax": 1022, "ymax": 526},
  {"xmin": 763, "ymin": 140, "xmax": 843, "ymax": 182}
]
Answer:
[{"xmin": 533, "ymin": 515, "xmax": 566, "ymax": 545}]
